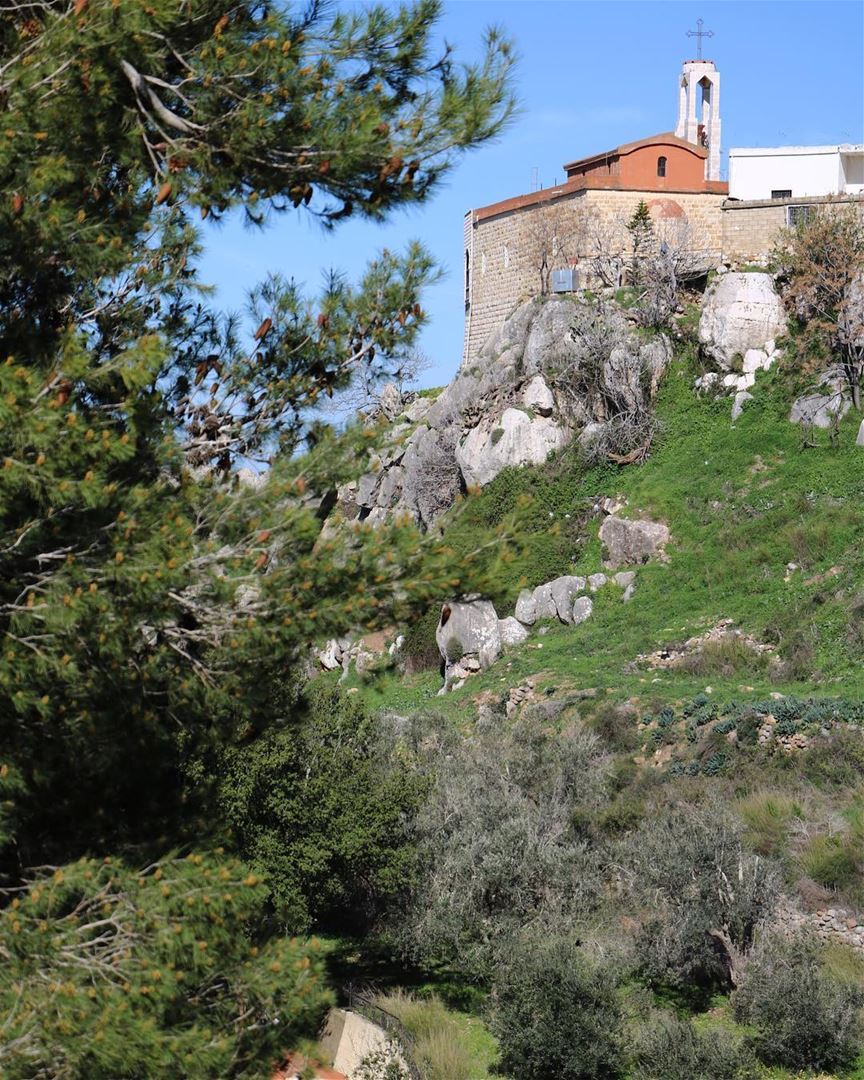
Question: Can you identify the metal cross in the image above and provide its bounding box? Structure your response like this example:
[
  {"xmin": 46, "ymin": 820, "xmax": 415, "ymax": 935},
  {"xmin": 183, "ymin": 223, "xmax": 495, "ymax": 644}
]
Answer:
[{"xmin": 687, "ymin": 18, "xmax": 714, "ymax": 60}]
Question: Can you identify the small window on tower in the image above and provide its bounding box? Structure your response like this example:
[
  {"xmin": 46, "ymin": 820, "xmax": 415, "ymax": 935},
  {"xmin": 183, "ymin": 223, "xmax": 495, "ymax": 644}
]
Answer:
[
  {"xmin": 771, "ymin": 189, "xmax": 792, "ymax": 200},
  {"xmin": 657, "ymin": 156, "xmax": 667, "ymax": 178}
]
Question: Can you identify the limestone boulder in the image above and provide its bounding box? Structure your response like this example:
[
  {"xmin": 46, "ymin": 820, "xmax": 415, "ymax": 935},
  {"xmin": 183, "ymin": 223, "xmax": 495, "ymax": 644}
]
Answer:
[
  {"xmin": 499, "ymin": 616, "xmax": 530, "ymax": 647},
  {"xmin": 456, "ymin": 407, "xmax": 570, "ymax": 488},
  {"xmin": 436, "ymin": 599, "xmax": 501, "ymax": 681},
  {"xmin": 571, "ymin": 595, "xmax": 593, "ymax": 625},
  {"xmin": 600, "ymin": 515, "xmax": 670, "ymax": 569},
  {"xmin": 699, "ymin": 272, "xmax": 787, "ymax": 369},
  {"xmin": 515, "ymin": 589, "xmax": 538, "ymax": 625},
  {"xmin": 588, "ymin": 573, "xmax": 607, "ymax": 591},
  {"xmin": 520, "ymin": 297, "xmax": 580, "ymax": 375},
  {"xmin": 549, "ymin": 575, "xmax": 587, "ymax": 624},
  {"xmin": 531, "ymin": 582, "xmax": 558, "ymax": 621},
  {"xmin": 521, "ymin": 374, "xmax": 555, "ymax": 416},
  {"xmin": 789, "ymin": 368, "xmax": 851, "ymax": 429}
]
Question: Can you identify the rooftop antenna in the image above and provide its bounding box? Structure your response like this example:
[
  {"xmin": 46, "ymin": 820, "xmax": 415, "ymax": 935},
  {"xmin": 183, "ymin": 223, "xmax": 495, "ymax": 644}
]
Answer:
[{"xmin": 686, "ymin": 17, "xmax": 714, "ymax": 60}]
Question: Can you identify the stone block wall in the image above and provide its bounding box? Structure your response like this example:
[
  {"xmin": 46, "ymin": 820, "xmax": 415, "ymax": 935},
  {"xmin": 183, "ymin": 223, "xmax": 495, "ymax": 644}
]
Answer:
[
  {"xmin": 463, "ymin": 188, "xmax": 727, "ymax": 363},
  {"xmin": 722, "ymin": 192, "xmax": 864, "ymax": 263}
]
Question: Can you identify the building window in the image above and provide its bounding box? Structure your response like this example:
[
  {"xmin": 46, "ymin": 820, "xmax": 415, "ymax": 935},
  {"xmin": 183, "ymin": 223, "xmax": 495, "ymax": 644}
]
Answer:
[
  {"xmin": 771, "ymin": 189, "xmax": 792, "ymax": 199},
  {"xmin": 503, "ymin": 244, "xmax": 510, "ymax": 269},
  {"xmin": 786, "ymin": 204, "xmax": 814, "ymax": 227},
  {"xmin": 657, "ymin": 156, "xmax": 667, "ymax": 178},
  {"xmin": 464, "ymin": 250, "xmax": 470, "ymax": 307}
]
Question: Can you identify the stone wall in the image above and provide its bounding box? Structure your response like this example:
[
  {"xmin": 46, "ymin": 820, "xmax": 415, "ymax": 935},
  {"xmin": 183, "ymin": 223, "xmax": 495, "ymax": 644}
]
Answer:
[
  {"xmin": 722, "ymin": 192, "xmax": 864, "ymax": 262},
  {"xmin": 463, "ymin": 189, "xmax": 864, "ymax": 364},
  {"xmin": 464, "ymin": 187, "xmax": 726, "ymax": 362}
]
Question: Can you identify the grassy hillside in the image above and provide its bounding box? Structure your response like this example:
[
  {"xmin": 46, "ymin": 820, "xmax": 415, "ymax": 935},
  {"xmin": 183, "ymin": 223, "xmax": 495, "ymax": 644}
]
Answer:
[{"xmin": 334, "ymin": 328, "xmax": 864, "ymax": 1079}]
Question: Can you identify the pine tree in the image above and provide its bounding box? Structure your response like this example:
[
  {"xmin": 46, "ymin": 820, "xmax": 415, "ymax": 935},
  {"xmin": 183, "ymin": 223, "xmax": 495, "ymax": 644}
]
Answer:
[
  {"xmin": 626, "ymin": 199, "xmax": 656, "ymax": 288},
  {"xmin": 0, "ymin": 1, "xmax": 514, "ymax": 1066}
]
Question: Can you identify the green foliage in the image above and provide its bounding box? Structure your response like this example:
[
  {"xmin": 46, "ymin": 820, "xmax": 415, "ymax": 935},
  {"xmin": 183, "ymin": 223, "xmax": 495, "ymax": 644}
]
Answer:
[
  {"xmin": 0, "ymin": 853, "xmax": 332, "ymax": 1078},
  {"xmin": 732, "ymin": 932, "xmax": 864, "ymax": 1072},
  {"xmin": 736, "ymin": 792, "xmax": 800, "ymax": 856},
  {"xmin": 629, "ymin": 1015, "xmax": 756, "ymax": 1080},
  {"xmin": 797, "ymin": 830, "xmax": 862, "ymax": 890},
  {"xmin": 218, "ymin": 684, "xmax": 426, "ymax": 932},
  {"xmin": 490, "ymin": 936, "xmax": 624, "ymax": 1080},
  {"xmin": 0, "ymin": 0, "xmax": 514, "ymax": 871},
  {"xmin": 619, "ymin": 807, "xmax": 780, "ymax": 990},
  {"xmin": 401, "ymin": 604, "xmax": 442, "ymax": 674},
  {"xmin": 402, "ymin": 719, "xmax": 609, "ymax": 975},
  {"xmin": 371, "ymin": 991, "xmax": 476, "ymax": 1080}
]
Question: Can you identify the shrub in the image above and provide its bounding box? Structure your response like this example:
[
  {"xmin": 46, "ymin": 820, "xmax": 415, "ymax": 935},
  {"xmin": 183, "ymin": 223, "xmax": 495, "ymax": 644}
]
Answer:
[
  {"xmin": 629, "ymin": 1015, "xmax": 756, "ymax": 1080},
  {"xmin": 218, "ymin": 683, "xmax": 426, "ymax": 932},
  {"xmin": 796, "ymin": 728, "xmax": 864, "ymax": 787},
  {"xmin": 490, "ymin": 936, "xmax": 625, "ymax": 1080},
  {"xmin": 732, "ymin": 931, "xmax": 864, "ymax": 1072},
  {"xmin": 401, "ymin": 605, "xmax": 442, "ymax": 674},
  {"xmin": 618, "ymin": 806, "xmax": 781, "ymax": 989},
  {"xmin": 401, "ymin": 720, "xmax": 609, "ymax": 975}
]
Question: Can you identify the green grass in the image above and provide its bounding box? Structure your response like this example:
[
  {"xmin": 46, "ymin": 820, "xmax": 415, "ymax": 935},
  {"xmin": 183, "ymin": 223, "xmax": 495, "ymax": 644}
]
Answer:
[{"xmin": 346, "ymin": 343, "xmax": 864, "ymax": 721}]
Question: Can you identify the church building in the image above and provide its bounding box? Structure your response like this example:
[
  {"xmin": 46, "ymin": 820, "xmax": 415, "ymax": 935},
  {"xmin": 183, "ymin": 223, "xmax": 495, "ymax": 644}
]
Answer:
[{"xmin": 462, "ymin": 53, "xmax": 729, "ymax": 362}]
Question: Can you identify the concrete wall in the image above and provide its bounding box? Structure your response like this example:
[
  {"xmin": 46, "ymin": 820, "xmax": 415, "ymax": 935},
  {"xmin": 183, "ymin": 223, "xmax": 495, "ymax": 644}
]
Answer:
[
  {"xmin": 319, "ymin": 1008, "xmax": 407, "ymax": 1078},
  {"xmin": 729, "ymin": 146, "xmax": 847, "ymax": 200}
]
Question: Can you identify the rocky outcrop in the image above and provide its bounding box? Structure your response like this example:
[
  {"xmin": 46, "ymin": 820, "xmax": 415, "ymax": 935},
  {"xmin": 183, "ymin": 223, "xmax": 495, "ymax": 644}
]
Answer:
[
  {"xmin": 435, "ymin": 599, "xmax": 501, "ymax": 690},
  {"xmin": 599, "ymin": 516, "xmax": 670, "ymax": 569},
  {"xmin": 699, "ymin": 272, "xmax": 787, "ymax": 369},
  {"xmin": 331, "ymin": 296, "xmax": 673, "ymax": 530},
  {"xmin": 455, "ymin": 406, "xmax": 569, "ymax": 488}
]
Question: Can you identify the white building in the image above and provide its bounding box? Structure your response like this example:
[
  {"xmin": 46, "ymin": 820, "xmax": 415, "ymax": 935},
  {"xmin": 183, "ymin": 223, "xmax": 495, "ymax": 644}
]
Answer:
[{"xmin": 728, "ymin": 144, "xmax": 864, "ymax": 200}]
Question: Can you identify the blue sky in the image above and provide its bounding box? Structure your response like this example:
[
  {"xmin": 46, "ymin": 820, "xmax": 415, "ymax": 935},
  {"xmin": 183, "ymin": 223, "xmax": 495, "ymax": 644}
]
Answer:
[{"xmin": 198, "ymin": 1, "xmax": 864, "ymax": 391}]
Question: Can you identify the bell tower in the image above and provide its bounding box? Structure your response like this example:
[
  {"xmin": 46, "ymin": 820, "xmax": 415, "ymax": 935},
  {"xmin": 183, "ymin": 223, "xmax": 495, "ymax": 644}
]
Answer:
[{"xmin": 674, "ymin": 20, "xmax": 721, "ymax": 181}]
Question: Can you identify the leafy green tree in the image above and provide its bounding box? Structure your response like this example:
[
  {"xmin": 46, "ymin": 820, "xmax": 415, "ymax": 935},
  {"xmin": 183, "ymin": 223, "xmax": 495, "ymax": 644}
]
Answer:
[
  {"xmin": 218, "ymin": 683, "xmax": 428, "ymax": 933},
  {"xmin": 0, "ymin": 852, "xmax": 332, "ymax": 1078},
  {"xmin": 402, "ymin": 719, "xmax": 609, "ymax": 975},
  {"xmin": 0, "ymin": 0, "xmax": 514, "ymax": 869},
  {"xmin": 618, "ymin": 807, "xmax": 780, "ymax": 990},
  {"xmin": 490, "ymin": 935, "xmax": 625, "ymax": 1080},
  {"xmin": 732, "ymin": 931, "xmax": 864, "ymax": 1073}
]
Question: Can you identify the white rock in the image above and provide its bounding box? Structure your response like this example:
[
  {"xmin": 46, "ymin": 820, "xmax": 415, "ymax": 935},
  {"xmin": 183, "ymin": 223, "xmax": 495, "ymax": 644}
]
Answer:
[
  {"xmin": 588, "ymin": 573, "xmax": 608, "ymax": 592},
  {"xmin": 856, "ymin": 419, "xmax": 864, "ymax": 447},
  {"xmin": 742, "ymin": 348, "xmax": 768, "ymax": 374},
  {"xmin": 456, "ymin": 408, "xmax": 569, "ymax": 488},
  {"xmin": 549, "ymin": 575, "xmax": 587, "ymax": 624},
  {"xmin": 789, "ymin": 369, "xmax": 851, "ymax": 428},
  {"xmin": 698, "ymin": 272, "xmax": 787, "ymax": 369},
  {"xmin": 622, "ymin": 583, "xmax": 636, "ymax": 603},
  {"xmin": 521, "ymin": 375, "xmax": 555, "ymax": 416},
  {"xmin": 436, "ymin": 599, "xmax": 501, "ymax": 674},
  {"xmin": 532, "ymin": 583, "xmax": 558, "ymax": 621},
  {"xmin": 731, "ymin": 390, "xmax": 754, "ymax": 421},
  {"xmin": 599, "ymin": 516, "xmax": 670, "ymax": 569},
  {"xmin": 499, "ymin": 616, "xmax": 530, "ymax": 647},
  {"xmin": 722, "ymin": 373, "xmax": 739, "ymax": 388},
  {"xmin": 571, "ymin": 595, "xmax": 593, "ymax": 625},
  {"xmin": 765, "ymin": 338, "xmax": 776, "ymax": 356},
  {"xmin": 735, "ymin": 373, "xmax": 756, "ymax": 391},
  {"xmin": 514, "ymin": 588, "xmax": 537, "ymax": 625},
  {"xmin": 614, "ymin": 571, "xmax": 636, "ymax": 588}
]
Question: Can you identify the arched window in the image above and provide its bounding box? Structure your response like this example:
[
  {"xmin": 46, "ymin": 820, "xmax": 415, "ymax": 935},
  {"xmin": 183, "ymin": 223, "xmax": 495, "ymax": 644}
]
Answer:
[
  {"xmin": 657, "ymin": 156, "xmax": 667, "ymax": 178},
  {"xmin": 464, "ymin": 250, "xmax": 470, "ymax": 306}
]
